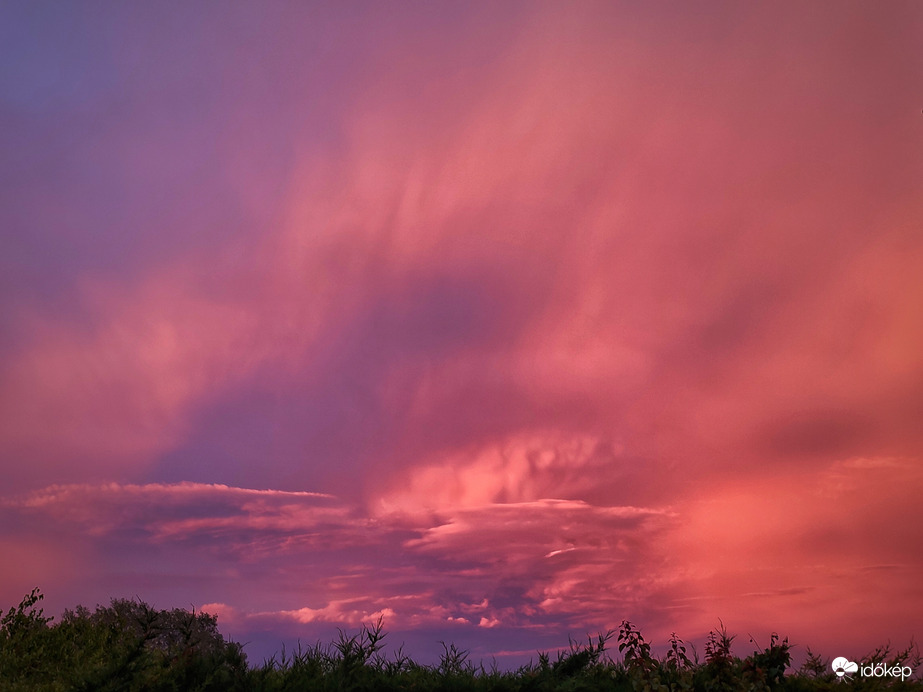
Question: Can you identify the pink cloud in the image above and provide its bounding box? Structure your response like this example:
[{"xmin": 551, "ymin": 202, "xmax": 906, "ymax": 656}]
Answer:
[
  {"xmin": 0, "ymin": 269, "xmax": 269, "ymax": 485},
  {"xmin": 1, "ymin": 0, "xmax": 921, "ymax": 667},
  {"xmin": 4, "ymin": 482, "xmax": 350, "ymax": 549},
  {"xmin": 662, "ymin": 457, "xmax": 923, "ymax": 648},
  {"xmin": 373, "ymin": 434, "xmax": 623, "ymax": 514}
]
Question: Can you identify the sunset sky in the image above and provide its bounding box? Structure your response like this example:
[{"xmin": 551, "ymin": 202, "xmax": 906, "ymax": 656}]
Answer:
[{"xmin": 1, "ymin": 1, "xmax": 922, "ymax": 667}]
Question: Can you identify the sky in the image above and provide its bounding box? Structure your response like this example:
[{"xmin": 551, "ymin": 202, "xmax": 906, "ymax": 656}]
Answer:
[{"xmin": 1, "ymin": 0, "xmax": 922, "ymax": 669}]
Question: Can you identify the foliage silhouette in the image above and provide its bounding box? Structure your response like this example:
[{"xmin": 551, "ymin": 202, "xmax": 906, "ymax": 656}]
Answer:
[{"xmin": 0, "ymin": 589, "xmax": 247, "ymax": 691}]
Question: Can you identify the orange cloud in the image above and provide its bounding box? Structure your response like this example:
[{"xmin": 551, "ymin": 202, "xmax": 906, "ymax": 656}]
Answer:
[{"xmin": 663, "ymin": 457, "xmax": 923, "ymax": 649}]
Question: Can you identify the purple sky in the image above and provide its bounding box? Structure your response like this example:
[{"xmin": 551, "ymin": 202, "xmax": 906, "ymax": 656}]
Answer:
[{"xmin": 2, "ymin": 1, "xmax": 922, "ymax": 668}]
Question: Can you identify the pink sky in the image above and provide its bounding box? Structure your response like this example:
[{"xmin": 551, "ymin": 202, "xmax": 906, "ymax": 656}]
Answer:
[{"xmin": 1, "ymin": 1, "xmax": 921, "ymax": 667}]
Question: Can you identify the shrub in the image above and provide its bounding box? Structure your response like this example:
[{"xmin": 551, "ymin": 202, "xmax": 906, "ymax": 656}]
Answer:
[{"xmin": 0, "ymin": 589, "xmax": 248, "ymax": 691}]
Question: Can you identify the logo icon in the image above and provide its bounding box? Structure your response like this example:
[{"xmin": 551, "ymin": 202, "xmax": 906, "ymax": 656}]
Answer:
[{"xmin": 832, "ymin": 657, "xmax": 858, "ymax": 678}]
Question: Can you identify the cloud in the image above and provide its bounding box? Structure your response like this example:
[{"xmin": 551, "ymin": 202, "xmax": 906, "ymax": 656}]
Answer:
[
  {"xmin": 2, "ymin": 446, "xmax": 921, "ymax": 660},
  {"xmin": 661, "ymin": 457, "xmax": 923, "ymax": 645},
  {"xmin": 374, "ymin": 433, "xmax": 623, "ymax": 514},
  {"xmin": 0, "ymin": 269, "xmax": 271, "ymax": 486},
  {"xmin": 4, "ymin": 0, "xmax": 922, "ymax": 500},
  {"xmin": 1, "ymin": 479, "xmax": 675, "ymax": 631},
  {"xmin": 3, "ymin": 482, "xmax": 348, "ymax": 546},
  {"xmin": 1, "ymin": 0, "xmax": 922, "ymax": 666}
]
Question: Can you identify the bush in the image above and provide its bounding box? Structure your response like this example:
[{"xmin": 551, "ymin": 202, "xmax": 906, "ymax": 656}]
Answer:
[{"xmin": 0, "ymin": 589, "xmax": 248, "ymax": 691}]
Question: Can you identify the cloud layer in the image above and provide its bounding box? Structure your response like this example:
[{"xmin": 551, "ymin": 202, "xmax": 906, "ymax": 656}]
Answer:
[
  {"xmin": 1, "ymin": 0, "xmax": 922, "ymax": 666},
  {"xmin": 3, "ymin": 457, "xmax": 920, "ymax": 664}
]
